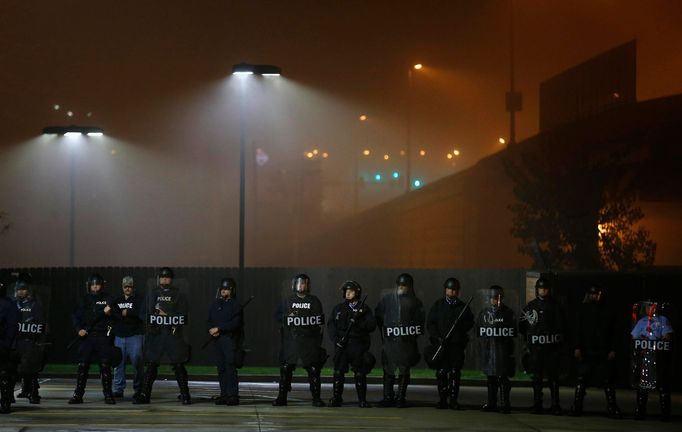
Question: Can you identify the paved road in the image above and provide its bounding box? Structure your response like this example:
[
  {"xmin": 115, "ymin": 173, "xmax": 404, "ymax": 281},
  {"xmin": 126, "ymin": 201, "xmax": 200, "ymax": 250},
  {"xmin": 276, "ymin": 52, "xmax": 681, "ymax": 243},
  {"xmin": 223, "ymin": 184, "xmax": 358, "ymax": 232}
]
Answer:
[{"xmin": 2, "ymin": 379, "xmax": 678, "ymax": 431}]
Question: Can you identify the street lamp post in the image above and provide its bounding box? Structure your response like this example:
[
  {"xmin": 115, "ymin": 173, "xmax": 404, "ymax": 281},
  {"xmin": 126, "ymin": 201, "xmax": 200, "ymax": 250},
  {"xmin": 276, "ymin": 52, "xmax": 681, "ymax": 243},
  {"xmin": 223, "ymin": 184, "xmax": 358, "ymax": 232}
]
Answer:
[
  {"xmin": 406, "ymin": 63, "xmax": 422, "ymax": 194},
  {"xmin": 231, "ymin": 63, "xmax": 281, "ymax": 289},
  {"xmin": 42, "ymin": 125, "xmax": 104, "ymax": 267}
]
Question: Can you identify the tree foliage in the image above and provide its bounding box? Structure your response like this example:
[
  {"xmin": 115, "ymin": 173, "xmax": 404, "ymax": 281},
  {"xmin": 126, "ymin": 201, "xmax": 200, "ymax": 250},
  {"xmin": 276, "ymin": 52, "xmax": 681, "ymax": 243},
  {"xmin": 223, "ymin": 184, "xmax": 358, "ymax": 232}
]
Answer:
[{"xmin": 505, "ymin": 137, "xmax": 656, "ymax": 271}]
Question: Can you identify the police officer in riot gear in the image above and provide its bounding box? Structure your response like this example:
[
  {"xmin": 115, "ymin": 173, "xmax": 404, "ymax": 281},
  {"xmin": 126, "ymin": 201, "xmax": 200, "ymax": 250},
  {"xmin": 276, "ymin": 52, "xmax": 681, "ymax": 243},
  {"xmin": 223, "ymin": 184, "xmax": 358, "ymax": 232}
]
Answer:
[
  {"xmin": 426, "ymin": 277, "xmax": 474, "ymax": 410},
  {"xmin": 375, "ymin": 273, "xmax": 425, "ymax": 408},
  {"xmin": 327, "ymin": 280, "xmax": 376, "ymax": 408},
  {"xmin": 569, "ymin": 286, "xmax": 622, "ymax": 418},
  {"xmin": 207, "ymin": 277, "xmax": 243, "ymax": 406},
  {"xmin": 519, "ymin": 277, "xmax": 566, "ymax": 415},
  {"xmin": 69, "ymin": 274, "xmax": 116, "ymax": 405},
  {"xmin": 630, "ymin": 300, "xmax": 674, "ymax": 421},
  {"xmin": 134, "ymin": 267, "xmax": 192, "ymax": 405},
  {"xmin": 477, "ymin": 285, "xmax": 516, "ymax": 414},
  {"xmin": 0, "ymin": 281, "xmax": 20, "ymax": 414},
  {"xmin": 273, "ymin": 274, "xmax": 327, "ymax": 407},
  {"xmin": 12, "ymin": 273, "xmax": 48, "ymax": 405}
]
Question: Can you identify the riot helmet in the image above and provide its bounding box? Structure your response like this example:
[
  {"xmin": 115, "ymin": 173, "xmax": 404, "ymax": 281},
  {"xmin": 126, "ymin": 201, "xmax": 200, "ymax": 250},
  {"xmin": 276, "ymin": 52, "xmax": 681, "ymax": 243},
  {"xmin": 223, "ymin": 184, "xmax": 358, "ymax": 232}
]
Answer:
[
  {"xmin": 488, "ymin": 285, "xmax": 504, "ymax": 308},
  {"xmin": 158, "ymin": 267, "xmax": 174, "ymax": 288},
  {"xmin": 396, "ymin": 273, "xmax": 414, "ymax": 295},
  {"xmin": 217, "ymin": 277, "xmax": 237, "ymax": 299},
  {"xmin": 292, "ymin": 274, "xmax": 310, "ymax": 296},
  {"xmin": 584, "ymin": 285, "xmax": 603, "ymax": 303},
  {"xmin": 87, "ymin": 273, "xmax": 105, "ymax": 293},
  {"xmin": 535, "ymin": 277, "xmax": 551, "ymax": 299},
  {"xmin": 340, "ymin": 280, "xmax": 362, "ymax": 300},
  {"xmin": 444, "ymin": 278, "xmax": 460, "ymax": 291},
  {"xmin": 13, "ymin": 272, "xmax": 33, "ymax": 299}
]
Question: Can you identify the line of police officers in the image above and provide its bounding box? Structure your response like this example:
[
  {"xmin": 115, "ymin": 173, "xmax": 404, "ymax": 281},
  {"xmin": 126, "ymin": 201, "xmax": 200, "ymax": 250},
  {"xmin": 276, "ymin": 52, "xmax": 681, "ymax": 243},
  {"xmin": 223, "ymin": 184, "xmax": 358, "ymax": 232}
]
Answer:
[{"xmin": 0, "ymin": 271, "xmax": 675, "ymax": 421}]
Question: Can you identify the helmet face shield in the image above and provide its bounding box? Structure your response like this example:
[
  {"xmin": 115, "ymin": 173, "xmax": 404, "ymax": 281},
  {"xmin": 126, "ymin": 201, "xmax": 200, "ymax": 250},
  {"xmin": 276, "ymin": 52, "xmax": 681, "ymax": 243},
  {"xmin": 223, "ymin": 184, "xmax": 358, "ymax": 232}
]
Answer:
[
  {"xmin": 395, "ymin": 273, "xmax": 414, "ymax": 295},
  {"xmin": 292, "ymin": 274, "xmax": 310, "ymax": 295}
]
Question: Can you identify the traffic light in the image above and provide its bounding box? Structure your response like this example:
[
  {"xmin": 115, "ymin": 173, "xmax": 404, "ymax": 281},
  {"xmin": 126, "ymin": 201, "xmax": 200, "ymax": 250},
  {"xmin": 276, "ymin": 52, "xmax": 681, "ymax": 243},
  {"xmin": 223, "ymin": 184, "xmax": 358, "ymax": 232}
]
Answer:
[{"xmin": 374, "ymin": 173, "xmax": 382, "ymax": 182}]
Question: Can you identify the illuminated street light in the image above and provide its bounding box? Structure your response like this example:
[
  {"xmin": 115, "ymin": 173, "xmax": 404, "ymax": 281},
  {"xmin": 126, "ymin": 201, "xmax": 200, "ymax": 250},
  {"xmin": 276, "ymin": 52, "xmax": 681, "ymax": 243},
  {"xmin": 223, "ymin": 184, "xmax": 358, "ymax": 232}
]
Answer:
[
  {"xmin": 374, "ymin": 173, "xmax": 382, "ymax": 182},
  {"xmin": 305, "ymin": 152, "xmax": 314, "ymax": 158},
  {"xmin": 413, "ymin": 179, "xmax": 422, "ymax": 188},
  {"xmin": 392, "ymin": 171, "xmax": 400, "ymax": 179},
  {"xmin": 322, "ymin": 152, "xmax": 329, "ymax": 158},
  {"xmin": 232, "ymin": 62, "xmax": 282, "ymax": 290},
  {"xmin": 419, "ymin": 149, "xmax": 426, "ymax": 156},
  {"xmin": 42, "ymin": 124, "xmax": 104, "ymax": 267},
  {"xmin": 359, "ymin": 114, "xmax": 368, "ymax": 121},
  {"xmin": 447, "ymin": 153, "xmax": 453, "ymax": 159},
  {"xmin": 362, "ymin": 149, "xmax": 370, "ymax": 156},
  {"xmin": 312, "ymin": 149, "xmax": 319, "ymax": 155},
  {"xmin": 498, "ymin": 137, "xmax": 506, "ymax": 145},
  {"xmin": 453, "ymin": 149, "xmax": 460, "ymax": 156},
  {"xmin": 383, "ymin": 154, "xmax": 390, "ymax": 161},
  {"xmin": 413, "ymin": 64, "xmax": 423, "ymax": 70}
]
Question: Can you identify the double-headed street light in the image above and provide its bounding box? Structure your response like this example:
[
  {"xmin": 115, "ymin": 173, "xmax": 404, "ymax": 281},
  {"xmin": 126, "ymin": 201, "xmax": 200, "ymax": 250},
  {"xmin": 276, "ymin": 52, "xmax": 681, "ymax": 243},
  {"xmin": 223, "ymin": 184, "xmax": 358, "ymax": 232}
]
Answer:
[
  {"xmin": 42, "ymin": 124, "xmax": 105, "ymax": 267},
  {"xmin": 231, "ymin": 63, "xmax": 281, "ymax": 289}
]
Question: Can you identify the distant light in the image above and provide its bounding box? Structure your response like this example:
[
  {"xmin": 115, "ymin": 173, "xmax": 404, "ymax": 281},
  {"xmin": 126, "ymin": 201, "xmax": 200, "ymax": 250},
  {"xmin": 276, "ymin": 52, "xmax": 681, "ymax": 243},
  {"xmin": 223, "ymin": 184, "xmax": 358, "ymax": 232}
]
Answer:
[
  {"xmin": 374, "ymin": 173, "xmax": 382, "ymax": 182},
  {"xmin": 312, "ymin": 149, "xmax": 319, "ymax": 155},
  {"xmin": 447, "ymin": 153, "xmax": 453, "ymax": 159},
  {"xmin": 305, "ymin": 152, "xmax": 314, "ymax": 158},
  {"xmin": 413, "ymin": 179, "xmax": 422, "ymax": 188},
  {"xmin": 453, "ymin": 149, "xmax": 460, "ymax": 156},
  {"xmin": 413, "ymin": 64, "xmax": 423, "ymax": 70},
  {"xmin": 400, "ymin": 150, "xmax": 406, "ymax": 156},
  {"xmin": 53, "ymin": 104, "xmax": 60, "ymax": 110},
  {"xmin": 419, "ymin": 149, "xmax": 426, "ymax": 156},
  {"xmin": 498, "ymin": 137, "xmax": 506, "ymax": 144},
  {"xmin": 362, "ymin": 149, "xmax": 370, "ymax": 156},
  {"xmin": 383, "ymin": 154, "xmax": 390, "ymax": 161},
  {"xmin": 86, "ymin": 112, "xmax": 92, "ymax": 117},
  {"xmin": 87, "ymin": 132, "xmax": 103, "ymax": 137},
  {"xmin": 612, "ymin": 92, "xmax": 620, "ymax": 100},
  {"xmin": 67, "ymin": 111, "xmax": 73, "ymax": 117},
  {"xmin": 110, "ymin": 149, "xmax": 117, "ymax": 156},
  {"xmin": 359, "ymin": 114, "xmax": 368, "ymax": 121},
  {"xmin": 322, "ymin": 152, "xmax": 329, "ymax": 158},
  {"xmin": 392, "ymin": 171, "xmax": 400, "ymax": 179},
  {"xmin": 64, "ymin": 132, "xmax": 81, "ymax": 137}
]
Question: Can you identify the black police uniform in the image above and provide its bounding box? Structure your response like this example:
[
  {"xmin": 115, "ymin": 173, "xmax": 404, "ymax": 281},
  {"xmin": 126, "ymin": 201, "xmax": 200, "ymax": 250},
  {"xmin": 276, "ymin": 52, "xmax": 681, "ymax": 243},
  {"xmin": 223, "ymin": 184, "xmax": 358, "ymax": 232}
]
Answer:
[
  {"xmin": 519, "ymin": 280, "xmax": 566, "ymax": 415},
  {"xmin": 14, "ymin": 289, "xmax": 47, "ymax": 404},
  {"xmin": 375, "ymin": 274, "xmax": 425, "ymax": 408},
  {"xmin": 135, "ymin": 271, "xmax": 191, "ymax": 405},
  {"xmin": 69, "ymin": 278, "xmax": 116, "ymax": 404},
  {"xmin": 327, "ymin": 282, "xmax": 376, "ymax": 407},
  {"xmin": 569, "ymin": 287, "xmax": 621, "ymax": 418},
  {"xmin": 477, "ymin": 287, "xmax": 516, "ymax": 414},
  {"xmin": 273, "ymin": 275, "xmax": 326, "ymax": 407},
  {"xmin": 0, "ymin": 285, "xmax": 20, "ymax": 414},
  {"xmin": 426, "ymin": 292, "xmax": 474, "ymax": 409},
  {"xmin": 206, "ymin": 282, "xmax": 243, "ymax": 405}
]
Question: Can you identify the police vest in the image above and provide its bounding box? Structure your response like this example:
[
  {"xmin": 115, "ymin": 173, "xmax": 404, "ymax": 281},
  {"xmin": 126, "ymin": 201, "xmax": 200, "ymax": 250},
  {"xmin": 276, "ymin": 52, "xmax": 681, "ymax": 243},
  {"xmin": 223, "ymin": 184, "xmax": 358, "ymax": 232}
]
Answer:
[
  {"xmin": 286, "ymin": 315, "xmax": 323, "ymax": 327},
  {"xmin": 633, "ymin": 339, "xmax": 672, "ymax": 351}
]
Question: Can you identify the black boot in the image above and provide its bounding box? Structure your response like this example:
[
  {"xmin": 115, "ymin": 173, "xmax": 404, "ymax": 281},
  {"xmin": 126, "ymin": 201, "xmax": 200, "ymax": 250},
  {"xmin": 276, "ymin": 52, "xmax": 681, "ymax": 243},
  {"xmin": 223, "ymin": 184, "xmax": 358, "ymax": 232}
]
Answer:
[
  {"xmin": 328, "ymin": 371, "xmax": 344, "ymax": 407},
  {"xmin": 531, "ymin": 379, "xmax": 543, "ymax": 414},
  {"xmin": 68, "ymin": 363, "xmax": 89, "ymax": 404},
  {"xmin": 481, "ymin": 376, "xmax": 499, "ymax": 412},
  {"xmin": 272, "ymin": 364, "xmax": 292, "ymax": 406},
  {"xmin": 174, "ymin": 364, "xmax": 191, "ymax": 405},
  {"xmin": 634, "ymin": 389, "xmax": 647, "ymax": 420},
  {"xmin": 355, "ymin": 373, "xmax": 371, "ymax": 408},
  {"xmin": 659, "ymin": 391, "xmax": 671, "ymax": 422},
  {"xmin": 569, "ymin": 383, "xmax": 586, "ymax": 416},
  {"xmin": 308, "ymin": 366, "xmax": 325, "ymax": 407},
  {"xmin": 377, "ymin": 373, "xmax": 395, "ymax": 407},
  {"xmin": 435, "ymin": 369, "xmax": 449, "ymax": 409},
  {"xmin": 0, "ymin": 374, "xmax": 12, "ymax": 414},
  {"xmin": 605, "ymin": 387, "xmax": 622, "ymax": 419},
  {"xmin": 499, "ymin": 377, "xmax": 511, "ymax": 414},
  {"xmin": 395, "ymin": 374, "xmax": 409, "ymax": 408},
  {"xmin": 549, "ymin": 381, "xmax": 562, "ymax": 415},
  {"xmin": 101, "ymin": 363, "xmax": 115, "ymax": 405},
  {"xmin": 16, "ymin": 377, "xmax": 30, "ymax": 398},
  {"xmin": 28, "ymin": 376, "xmax": 41, "ymax": 404},
  {"xmin": 449, "ymin": 369, "xmax": 461, "ymax": 410},
  {"xmin": 133, "ymin": 363, "xmax": 157, "ymax": 404}
]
